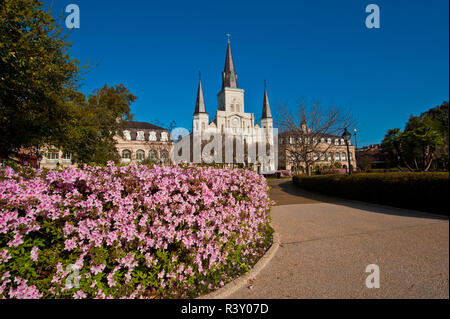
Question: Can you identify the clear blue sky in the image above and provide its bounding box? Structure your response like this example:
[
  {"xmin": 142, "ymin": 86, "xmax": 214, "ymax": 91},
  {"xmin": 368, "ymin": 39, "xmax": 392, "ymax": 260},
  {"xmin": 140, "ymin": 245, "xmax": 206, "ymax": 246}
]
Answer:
[{"xmin": 44, "ymin": 0, "xmax": 448, "ymax": 147}]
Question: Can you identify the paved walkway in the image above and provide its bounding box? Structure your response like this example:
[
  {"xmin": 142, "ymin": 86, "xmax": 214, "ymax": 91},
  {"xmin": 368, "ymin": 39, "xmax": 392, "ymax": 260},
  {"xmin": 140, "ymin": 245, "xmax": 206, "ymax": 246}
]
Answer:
[{"xmin": 229, "ymin": 179, "xmax": 449, "ymax": 298}]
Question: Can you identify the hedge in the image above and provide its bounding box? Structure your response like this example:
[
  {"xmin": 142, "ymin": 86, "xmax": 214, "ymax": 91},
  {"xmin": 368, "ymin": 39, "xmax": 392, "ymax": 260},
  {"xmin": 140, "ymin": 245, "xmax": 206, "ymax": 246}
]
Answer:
[
  {"xmin": 0, "ymin": 163, "xmax": 273, "ymax": 299},
  {"xmin": 293, "ymin": 172, "xmax": 449, "ymax": 215}
]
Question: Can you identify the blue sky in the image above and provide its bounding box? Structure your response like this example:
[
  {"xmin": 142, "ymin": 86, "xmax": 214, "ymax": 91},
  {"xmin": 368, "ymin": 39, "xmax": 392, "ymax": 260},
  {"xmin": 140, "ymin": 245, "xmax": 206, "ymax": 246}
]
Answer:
[{"xmin": 44, "ymin": 0, "xmax": 448, "ymax": 147}]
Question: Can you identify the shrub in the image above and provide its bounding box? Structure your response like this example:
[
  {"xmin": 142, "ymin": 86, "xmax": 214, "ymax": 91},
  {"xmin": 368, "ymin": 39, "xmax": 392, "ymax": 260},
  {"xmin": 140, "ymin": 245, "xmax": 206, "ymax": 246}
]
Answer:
[
  {"xmin": 0, "ymin": 163, "xmax": 273, "ymax": 299},
  {"xmin": 293, "ymin": 172, "xmax": 449, "ymax": 215}
]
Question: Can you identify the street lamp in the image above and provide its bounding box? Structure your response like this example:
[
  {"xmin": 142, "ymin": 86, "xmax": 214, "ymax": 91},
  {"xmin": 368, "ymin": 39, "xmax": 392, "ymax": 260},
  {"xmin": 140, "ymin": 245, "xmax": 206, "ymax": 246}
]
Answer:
[
  {"xmin": 342, "ymin": 127, "xmax": 352, "ymax": 175},
  {"xmin": 353, "ymin": 129, "xmax": 358, "ymax": 150}
]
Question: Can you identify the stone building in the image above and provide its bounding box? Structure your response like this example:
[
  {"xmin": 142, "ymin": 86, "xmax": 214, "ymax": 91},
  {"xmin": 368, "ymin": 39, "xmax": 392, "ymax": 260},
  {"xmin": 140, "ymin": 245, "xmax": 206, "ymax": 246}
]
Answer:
[
  {"xmin": 278, "ymin": 132, "xmax": 356, "ymax": 173},
  {"xmin": 115, "ymin": 121, "xmax": 173, "ymax": 164},
  {"xmin": 184, "ymin": 39, "xmax": 276, "ymax": 173},
  {"xmin": 39, "ymin": 121, "xmax": 173, "ymax": 168}
]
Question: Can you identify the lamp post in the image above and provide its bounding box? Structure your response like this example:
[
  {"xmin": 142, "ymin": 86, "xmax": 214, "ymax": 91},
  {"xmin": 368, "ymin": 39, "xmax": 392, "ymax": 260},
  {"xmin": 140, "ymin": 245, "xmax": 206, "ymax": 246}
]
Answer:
[
  {"xmin": 342, "ymin": 127, "xmax": 352, "ymax": 175},
  {"xmin": 353, "ymin": 129, "xmax": 358, "ymax": 150}
]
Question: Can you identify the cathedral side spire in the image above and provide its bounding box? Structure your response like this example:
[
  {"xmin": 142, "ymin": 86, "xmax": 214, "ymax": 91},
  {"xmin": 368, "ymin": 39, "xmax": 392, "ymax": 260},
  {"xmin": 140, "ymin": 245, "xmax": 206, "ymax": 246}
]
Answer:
[
  {"xmin": 194, "ymin": 73, "xmax": 206, "ymax": 114},
  {"xmin": 262, "ymin": 80, "xmax": 272, "ymax": 119}
]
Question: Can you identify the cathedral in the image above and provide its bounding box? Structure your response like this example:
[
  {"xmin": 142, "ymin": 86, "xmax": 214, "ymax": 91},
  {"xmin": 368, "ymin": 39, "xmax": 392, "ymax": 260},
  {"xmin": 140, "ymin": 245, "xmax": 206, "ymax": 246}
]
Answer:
[{"xmin": 188, "ymin": 39, "xmax": 276, "ymax": 173}]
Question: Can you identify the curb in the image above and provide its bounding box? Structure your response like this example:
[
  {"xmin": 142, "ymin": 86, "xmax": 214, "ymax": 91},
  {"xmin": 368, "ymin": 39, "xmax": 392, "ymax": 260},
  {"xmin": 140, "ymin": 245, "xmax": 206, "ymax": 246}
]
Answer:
[{"xmin": 199, "ymin": 231, "xmax": 281, "ymax": 299}]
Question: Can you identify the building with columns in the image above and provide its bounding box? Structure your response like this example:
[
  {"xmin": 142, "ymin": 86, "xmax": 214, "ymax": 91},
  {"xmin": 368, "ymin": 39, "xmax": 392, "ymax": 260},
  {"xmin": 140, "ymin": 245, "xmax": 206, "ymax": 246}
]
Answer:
[{"xmin": 189, "ymin": 40, "xmax": 276, "ymax": 173}]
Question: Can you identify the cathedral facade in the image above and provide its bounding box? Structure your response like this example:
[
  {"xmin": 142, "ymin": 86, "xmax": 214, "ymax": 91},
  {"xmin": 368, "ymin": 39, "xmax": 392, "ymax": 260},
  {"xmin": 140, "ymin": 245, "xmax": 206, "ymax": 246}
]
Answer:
[{"xmin": 187, "ymin": 40, "xmax": 276, "ymax": 173}]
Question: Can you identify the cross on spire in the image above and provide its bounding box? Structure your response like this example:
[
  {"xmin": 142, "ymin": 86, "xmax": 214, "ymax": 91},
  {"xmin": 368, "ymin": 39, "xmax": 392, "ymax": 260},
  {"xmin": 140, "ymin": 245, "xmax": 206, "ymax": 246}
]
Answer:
[{"xmin": 226, "ymin": 33, "xmax": 231, "ymax": 43}]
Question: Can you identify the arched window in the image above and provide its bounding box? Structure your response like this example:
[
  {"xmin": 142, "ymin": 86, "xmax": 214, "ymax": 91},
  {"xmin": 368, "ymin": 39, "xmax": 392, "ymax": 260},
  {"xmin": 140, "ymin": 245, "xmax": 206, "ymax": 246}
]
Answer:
[
  {"xmin": 230, "ymin": 104, "xmax": 234, "ymax": 112},
  {"xmin": 149, "ymin": 150, "xmax": 158, "ymax": 162},
  {"xmin": 160, "ymin": 150, "xmax": 169, "ymax": 164},
  {"xmin": 122, "ymin": 149, "xmax": 131, "ymax": 163},
  {"xmin": 341, "ymin": 152, "xmax": 346, "ymax": 161},
  {"xmin": 136, "ymin": 150, "xmax": 145, "ymax": 162},
  {"xmin": 335, "ymin": 152, "xmax": 340, "ymax": 161}
]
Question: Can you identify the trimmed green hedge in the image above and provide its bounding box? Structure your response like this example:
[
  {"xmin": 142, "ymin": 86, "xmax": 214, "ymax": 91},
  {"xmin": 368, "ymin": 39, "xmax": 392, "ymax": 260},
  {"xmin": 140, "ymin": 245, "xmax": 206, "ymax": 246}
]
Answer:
[{"xmin": 293, "ymin": 172, "xmax": 449, "ymax": 215}]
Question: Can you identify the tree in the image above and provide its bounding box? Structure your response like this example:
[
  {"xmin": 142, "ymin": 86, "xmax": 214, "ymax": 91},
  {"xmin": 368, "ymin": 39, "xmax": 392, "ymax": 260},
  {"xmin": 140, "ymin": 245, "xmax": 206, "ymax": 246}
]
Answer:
[
  {"xmin": 57, "ymin": 84, "xmax": 136, "ymax": 165},
  {"xmin": 276, "ymin": 99, "xmax": 354, "ymax": 175},
  {"xmin": 0, "ymin": 0, "xmax": 82, "ymax": 157},
  {"xmin": 382, "ymin": 112, "xmax": 445, "ymax": 171}
]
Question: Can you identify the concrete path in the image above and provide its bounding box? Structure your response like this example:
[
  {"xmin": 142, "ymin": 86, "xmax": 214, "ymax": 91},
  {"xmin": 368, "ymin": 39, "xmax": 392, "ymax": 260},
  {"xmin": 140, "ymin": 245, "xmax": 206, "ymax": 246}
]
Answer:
[{"xmin": 229, "ymin": 179, "xmax": 449, "ymax": 299}]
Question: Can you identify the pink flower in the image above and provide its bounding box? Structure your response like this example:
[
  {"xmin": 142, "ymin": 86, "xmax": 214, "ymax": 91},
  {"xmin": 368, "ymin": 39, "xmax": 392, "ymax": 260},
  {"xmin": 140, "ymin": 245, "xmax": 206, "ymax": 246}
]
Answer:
[
  {"xmin": 0, "ymin": 250, "xmax": 11, "ymax": 264},
  {"xmin": 73, "ymin": 290, "xmax": 87, "ymax": 299},
  {"xmin": 30, "ymin": 247, "xmax": 39, "ymax": 262}
]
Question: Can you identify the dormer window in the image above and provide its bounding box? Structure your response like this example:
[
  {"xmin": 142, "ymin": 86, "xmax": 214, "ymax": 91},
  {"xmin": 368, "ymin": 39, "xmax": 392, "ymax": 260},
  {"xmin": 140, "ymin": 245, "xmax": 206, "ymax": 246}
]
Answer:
[
  {"xmin": 161, "ymin": 132, "xmax": 168, "ymax": 142},
  {"xmin": 123, "ymin": 130, "xmax": 131, "ymax": 141},
  {"xmin": 149, "ymin": 131, "xmax": 157, "ymax": 141},
  {"xmin": 136, "ymin": 131, "xmax": 145, "ymax": 141},
  {"xmin": 334, "ymin": 139, "xmax": 339, "ymax": 146},
  {"xmin": 327, "ymin": 138, "xmax": 332, "ymax": 144}
]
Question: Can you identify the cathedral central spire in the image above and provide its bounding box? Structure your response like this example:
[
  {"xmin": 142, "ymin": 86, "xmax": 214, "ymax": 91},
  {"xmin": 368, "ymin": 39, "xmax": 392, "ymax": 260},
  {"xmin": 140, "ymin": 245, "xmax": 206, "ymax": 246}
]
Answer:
[{"xmin": 222, "ymin": 38, "xmax": 238, "ymax": 89}]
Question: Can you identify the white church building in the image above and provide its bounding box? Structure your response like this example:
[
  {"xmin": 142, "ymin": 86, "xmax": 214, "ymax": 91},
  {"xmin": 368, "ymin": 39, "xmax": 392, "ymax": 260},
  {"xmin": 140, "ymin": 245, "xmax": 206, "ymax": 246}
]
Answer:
[{"xmin": 187, "ymin": 39, "xmax": 276, "ymax": 173}]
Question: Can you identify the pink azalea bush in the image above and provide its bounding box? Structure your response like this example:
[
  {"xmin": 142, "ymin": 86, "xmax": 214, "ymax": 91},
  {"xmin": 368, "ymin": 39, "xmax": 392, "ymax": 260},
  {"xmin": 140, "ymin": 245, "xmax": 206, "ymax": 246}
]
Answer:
[{"xmin": 0, "ymin": 163, "xmax": 273, "ymax": 299}]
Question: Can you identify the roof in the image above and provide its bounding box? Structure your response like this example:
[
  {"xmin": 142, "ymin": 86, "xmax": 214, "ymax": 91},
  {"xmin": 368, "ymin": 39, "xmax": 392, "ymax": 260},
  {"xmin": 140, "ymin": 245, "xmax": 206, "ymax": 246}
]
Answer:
[{"xmin": 123, "ymin": 121, "xmax": 167, "ymax": 131}]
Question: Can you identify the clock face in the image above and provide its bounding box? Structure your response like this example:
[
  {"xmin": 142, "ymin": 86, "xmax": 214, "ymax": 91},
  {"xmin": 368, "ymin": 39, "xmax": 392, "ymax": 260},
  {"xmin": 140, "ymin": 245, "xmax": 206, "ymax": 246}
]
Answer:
[{"xmin": 232, "ymin": 117, "xmax": 239, "ymax": 126}]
